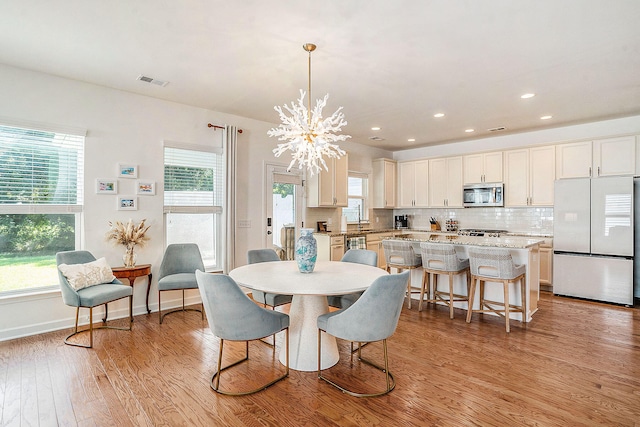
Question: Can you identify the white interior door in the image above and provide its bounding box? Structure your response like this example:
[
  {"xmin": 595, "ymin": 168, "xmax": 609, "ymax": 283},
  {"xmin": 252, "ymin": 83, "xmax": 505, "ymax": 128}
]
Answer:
[{"xmin": 265, "ymin": 164, "xmax": 303, "ymax": 259}]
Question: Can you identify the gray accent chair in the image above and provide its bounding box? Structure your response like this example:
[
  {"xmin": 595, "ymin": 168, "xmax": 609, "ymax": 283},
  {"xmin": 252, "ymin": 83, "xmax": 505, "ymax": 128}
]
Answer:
[
  {"xmin": 327, "ymin": 249, "xmax": 378, "ymax": 309},
  {"xmin": 56, "ymin": 250, "xmax": 133, "ymax": 348},
  {"xmin": 317, "ymin": 270, "xmax": 410, "ymax": 397},
  {"xmin": 158, "ymin": 243, "xmax": 205, "ymax": 324},
  {"xmin": 247, "ymin": 249, "xmax": 293, "ymax": 308},
  {"xmin": 419, "ymin": 242, "xmax": 471, "ymax": 318},
  {"xmin": 195, "ymin": 270, "xmax": 290, "ymax": 395},
  {"xmin": 466, "ymin": 247, "xmax": 527, "ymax": 333},
  {"xmin": 382, "ymin": 240, "xmax": 422, "ymax": 309}
]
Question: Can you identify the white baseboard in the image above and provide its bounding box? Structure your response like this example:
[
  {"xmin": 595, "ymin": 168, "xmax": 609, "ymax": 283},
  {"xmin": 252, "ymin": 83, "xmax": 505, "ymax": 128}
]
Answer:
[{"xmin": 0, "ymin": 294, "xmax": 203, "ymax": 342}]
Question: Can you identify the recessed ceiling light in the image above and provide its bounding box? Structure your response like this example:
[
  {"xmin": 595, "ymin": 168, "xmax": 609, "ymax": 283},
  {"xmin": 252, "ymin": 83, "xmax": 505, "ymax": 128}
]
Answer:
[
  {"xmin": 433, "ymin": 113, "xmax": 445, "ymax": 118},
  {"xmin": 465, "ymin": 129, "xmax": 475, "ymax": 133},
  {"xmin": 407, "ymin": 138, "xmax": 416, "ymax": 142},
  {"xmin": 540, "ymin": 115, "xmax": 552, "ymax": 120},
  {"xmin": 521, "ymin": 93, "xmax": 535, "ymax": 99},
  {"xmin": 371, "ymin": 127, "xmax": 381, "ymax": 131}
]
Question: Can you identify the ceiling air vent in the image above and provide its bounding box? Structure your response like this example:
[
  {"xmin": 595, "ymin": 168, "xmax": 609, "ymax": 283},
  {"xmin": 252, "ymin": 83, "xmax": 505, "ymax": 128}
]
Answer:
[
  {"xmin": 488, "ymin": 126, "xmax": 506, "ymax": 132},
  {"xmin": 369, "ymin": 136, "xmax": 385, "ymax": 141},
  {"xmin": 136, "ymin": 75, "xmax": 169, "ymax": 87}
]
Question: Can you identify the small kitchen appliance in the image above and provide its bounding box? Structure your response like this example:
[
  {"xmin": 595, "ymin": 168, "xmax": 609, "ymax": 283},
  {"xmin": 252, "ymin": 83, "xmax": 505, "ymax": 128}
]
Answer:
[{"xmin": 395, "ymin": 215, "xmax": 408, "ymax": 229}]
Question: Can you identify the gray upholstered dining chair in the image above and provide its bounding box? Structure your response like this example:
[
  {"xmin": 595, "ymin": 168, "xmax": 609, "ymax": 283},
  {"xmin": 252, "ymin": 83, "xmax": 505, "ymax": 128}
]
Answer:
[
  {"xmin": 158, "ymin": 243, "xmax": 205, "ymax": 324},
  {"xmin": 195, "ymin": 270, "xmax": 290, "ymax": 395},
  {"xmin": 56, "ymin": 250, "xmax": 133, "ymax": 348},
  {"xmin": 247, "ymin": 248, "xmax": 293, "ymax": 309},
  {"xmin": 317, "ymin": 270, "xmax": 410, "ymax": 397},
  {"xmin": 327, "ymin": 249, "xmax": 378, "ymax": 310}
]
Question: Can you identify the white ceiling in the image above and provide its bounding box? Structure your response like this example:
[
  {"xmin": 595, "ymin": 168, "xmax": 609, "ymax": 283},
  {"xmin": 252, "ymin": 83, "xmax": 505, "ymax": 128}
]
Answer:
[{"xmin": 1, "ymin": 0, "xmax": 639, "ymax": 151}]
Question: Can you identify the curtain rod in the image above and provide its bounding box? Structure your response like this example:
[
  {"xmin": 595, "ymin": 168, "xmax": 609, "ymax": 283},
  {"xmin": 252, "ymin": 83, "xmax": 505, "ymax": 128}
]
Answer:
[{"xmin": 208, "ymin": 123, "xmax": 243, "ymax": 133}]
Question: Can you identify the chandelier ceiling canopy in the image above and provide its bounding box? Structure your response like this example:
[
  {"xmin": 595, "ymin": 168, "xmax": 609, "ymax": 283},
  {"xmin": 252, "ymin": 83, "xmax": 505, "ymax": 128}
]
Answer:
[{"xmin": 268, "ymin": 43, "xmax": 350, "ymax": 176}]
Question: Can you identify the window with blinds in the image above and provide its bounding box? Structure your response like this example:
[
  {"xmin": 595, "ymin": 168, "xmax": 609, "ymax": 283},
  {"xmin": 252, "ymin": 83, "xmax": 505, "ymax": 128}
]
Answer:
[
  {"xmin": 345, "ymin": 172, "xmax": 369, "ymax": 222},
  {"xmin": 0, "ymin": 123, "xmax": 84, "ymax": 294},
  {"xmin": 163, "ymin": 145, "xmax": 224, "ymax": 271}
]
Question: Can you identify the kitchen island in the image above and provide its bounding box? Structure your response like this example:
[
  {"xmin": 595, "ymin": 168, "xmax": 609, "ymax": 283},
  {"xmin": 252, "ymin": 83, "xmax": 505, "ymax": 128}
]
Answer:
[{"xmin": 384, "ymin": 233, "xmax": 543, "ymax": 322}]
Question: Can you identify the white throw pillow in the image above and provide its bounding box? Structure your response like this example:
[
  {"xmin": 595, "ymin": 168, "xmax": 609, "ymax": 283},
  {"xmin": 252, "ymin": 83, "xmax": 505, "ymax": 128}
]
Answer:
[{"xmin": 58, "ymin": 257, "xmax": 116, "ymax": 291}]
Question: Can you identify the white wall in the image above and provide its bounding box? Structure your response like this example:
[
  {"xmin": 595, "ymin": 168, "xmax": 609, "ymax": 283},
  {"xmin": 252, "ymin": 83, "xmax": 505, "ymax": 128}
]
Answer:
[{"xmin": 0, "ymin": 64, "xmax": 389, "ymax": 340}]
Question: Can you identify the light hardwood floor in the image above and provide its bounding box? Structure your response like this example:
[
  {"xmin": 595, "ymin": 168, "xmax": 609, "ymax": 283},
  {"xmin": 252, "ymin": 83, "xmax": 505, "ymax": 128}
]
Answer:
[{"xmin": 1, "ymin": 292, "xmax": 639, "ymax": 426}]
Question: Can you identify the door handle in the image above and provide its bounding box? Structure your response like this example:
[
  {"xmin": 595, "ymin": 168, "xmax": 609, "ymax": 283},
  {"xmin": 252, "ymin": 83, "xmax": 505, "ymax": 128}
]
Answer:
[{"xmin": 267, "ymin": 230, "xmax": 272, "ymax": 235}]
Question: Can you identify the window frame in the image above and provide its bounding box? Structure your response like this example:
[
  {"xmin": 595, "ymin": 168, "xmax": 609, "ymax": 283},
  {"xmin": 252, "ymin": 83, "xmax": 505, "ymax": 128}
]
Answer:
[
  {"xmin": 163, "ymin": 142, "xmax": 224, "ymax": 272},
  {"xmin": 0, "ymin": 120, "xmax": 85, "ymax": 296},
  {"xmin": 346, "ymin": 171, "xmax": 369, "ymax": 223}
]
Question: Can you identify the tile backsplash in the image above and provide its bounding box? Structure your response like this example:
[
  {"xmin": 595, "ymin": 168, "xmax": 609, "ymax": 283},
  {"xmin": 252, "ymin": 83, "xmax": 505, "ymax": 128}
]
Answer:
[
  {"xmin": 394, "ymin": 207, "xmax": 554, "ymax": 235},
  {"xmin": 305, "ymin": 206, "xmax": 553, "ymax": 235}
]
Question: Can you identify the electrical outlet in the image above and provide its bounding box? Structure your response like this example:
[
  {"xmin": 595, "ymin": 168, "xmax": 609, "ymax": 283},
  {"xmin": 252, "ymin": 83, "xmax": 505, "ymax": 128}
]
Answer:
[
  {"xmin": 327, "ymin": 218, "xmax": 332, "ymax": 225},
  {"xmin": 376, "ymin": 217, "xmax": 379, "ymax": 223}
]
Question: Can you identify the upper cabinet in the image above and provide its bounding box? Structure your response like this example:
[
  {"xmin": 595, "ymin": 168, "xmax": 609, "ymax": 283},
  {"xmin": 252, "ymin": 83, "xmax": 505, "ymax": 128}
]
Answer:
[
  {"xmin": 463, "ymin": 151, "xmax": 503, "ymax": 184},
  {"xmin": 397, "ymin": 160, "xmax": 429, "ymax": 208},
  {"xmin": 556, "ymin": 136, "xmax": 636, "ymax": 179},
  {"xmin": 372, "ymin": 158, "xmax": 396, "ymax": 209},
  {"xmin": 306, "ymin": 153, "xmax": 348, "ymax": 207},
  {"xmin": 504, "ymin": 146, "xmax": 555, "ymax": 207},
  {"xmin": 429, "ymin": 156, "xmax": 463, "ymax": 207}
]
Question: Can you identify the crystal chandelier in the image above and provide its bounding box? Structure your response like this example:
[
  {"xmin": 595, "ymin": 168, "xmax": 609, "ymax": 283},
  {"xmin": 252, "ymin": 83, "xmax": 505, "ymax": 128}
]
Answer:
[{"xmin": 268, "ymin": 43, "xmax": 350, "ymax": 176}]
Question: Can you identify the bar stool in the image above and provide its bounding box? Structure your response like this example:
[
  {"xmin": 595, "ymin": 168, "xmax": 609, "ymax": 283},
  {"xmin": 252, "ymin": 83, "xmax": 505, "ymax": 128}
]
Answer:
[
  {"xmin": 419, "ymin": 242, "xmax": 471, "ymax": 318},
  {"xmin": 382, "ymin": 240, "xmax": 422, "ymax": 309},
  {"xmin": 466, "ymin": 247, "xmax": 526, "ymax": 333}
]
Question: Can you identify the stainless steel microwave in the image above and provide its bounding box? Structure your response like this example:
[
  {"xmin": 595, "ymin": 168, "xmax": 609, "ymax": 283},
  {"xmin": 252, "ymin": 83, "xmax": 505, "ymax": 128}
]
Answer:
[{"xmin": 463, "ymin": 183, "xmax": 504, "ymax": 207}]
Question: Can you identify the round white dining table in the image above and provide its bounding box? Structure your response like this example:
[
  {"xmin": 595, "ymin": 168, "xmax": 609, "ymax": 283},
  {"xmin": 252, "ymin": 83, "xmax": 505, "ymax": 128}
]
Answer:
[{"xmin": 229, "ymin": 260, "xmax": 388, "ymax": 371}]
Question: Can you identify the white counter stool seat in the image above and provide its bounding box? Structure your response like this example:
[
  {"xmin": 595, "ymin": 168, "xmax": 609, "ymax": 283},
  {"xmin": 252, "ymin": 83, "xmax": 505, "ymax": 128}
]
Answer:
[
  {"xmin": 466, "ymin": 247, "xmax": 526, "ymax": 333},
  {"xmin": 419, "ymin": 242, "xmax": 471, "ymax": 318},
  {"xmin": 382, "ymin": 240, "xmax": 422, "ymax": 309}
]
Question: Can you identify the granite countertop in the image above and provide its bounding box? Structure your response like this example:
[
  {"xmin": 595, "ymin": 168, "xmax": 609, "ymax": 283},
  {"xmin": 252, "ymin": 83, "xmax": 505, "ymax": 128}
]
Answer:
[
  {"xmin": 387, "ymin": 234, "xmax": 544, "ymax": 249},
  {"xmin": 315, "ymin": 228, "xmax": 400, "ymax": 237}
]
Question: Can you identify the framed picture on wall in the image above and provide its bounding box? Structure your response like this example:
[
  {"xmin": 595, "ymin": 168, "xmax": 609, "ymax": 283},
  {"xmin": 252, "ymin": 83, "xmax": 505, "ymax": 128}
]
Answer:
[
  {"xmin": 117, "ymin": 163, "xmax": 138, "ymax": 178},
  {"xmin": 136, "ymin": 180, "xmax": 156, "ymax": 195},
  {"xmin": 117, "ymin": 196, "xmax": 137, "ymax": 211},
  {"xmin": 96, "ymin": 178, "xmax": 118, "ymax": 194}
]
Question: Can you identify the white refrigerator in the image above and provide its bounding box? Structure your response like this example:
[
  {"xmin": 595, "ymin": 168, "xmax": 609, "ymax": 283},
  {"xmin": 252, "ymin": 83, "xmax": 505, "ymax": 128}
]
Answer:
[{"xmin": 553, "ymin": 176, "xmax": 634, "ymax": 305}]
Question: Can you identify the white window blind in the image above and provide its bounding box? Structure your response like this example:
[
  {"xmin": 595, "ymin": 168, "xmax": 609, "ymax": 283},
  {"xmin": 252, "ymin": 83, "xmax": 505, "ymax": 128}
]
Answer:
[
  {"xmin": 163, "ymin": 146, "xmax": 223, "ymax": 212},
  {"xmin": 0, "ymin": 124, "xmax": 84, "ymax": 212}
]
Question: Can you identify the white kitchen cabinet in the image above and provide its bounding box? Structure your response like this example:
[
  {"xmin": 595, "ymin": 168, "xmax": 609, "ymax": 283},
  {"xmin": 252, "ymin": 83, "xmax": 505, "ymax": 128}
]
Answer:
[
  {"xmin": 315, "ymin": 234, "xmax": 345, "ymax": 261},
  {"xmin": 463, "ymin": 151, "xmax": 503, "ymax": 184},
  {"xmin": 372, "ymin": 158, "xmax": 396, "ymax": 208},
  {"xmin": 556, "ymin": 136, "xmax": 635, "ymax": 179},
  {"xmin": 330, "ymin": 235, "xmax": 345, "ymax": 261},
  {"xmin": 366, "ymin": 231, "xmax": 398, "ymax": 269},
  {"xmin": 593, "ymin": 136, "xmax": 635, "ymax": 177},
  {"xmin": 429, "ymin": 156, "xmax": 463, "ymax": 207},
  {"xmin": 504, "ymin": 146, "xmax": 555, "ymax": 207},
  {"xmin": 306, "ymin": 153, "xmax": 348, "ymax": 207},
  {"xmin": 539, "ymin": 239, "xmax": 553, "ymax": 287},
  {"xmin": 555, "ymin": 141, "xmax": 592, "ymax": 179},
  {"xmin": 397, "ymin": 160, "xmax": 429, "ymax": 207}
]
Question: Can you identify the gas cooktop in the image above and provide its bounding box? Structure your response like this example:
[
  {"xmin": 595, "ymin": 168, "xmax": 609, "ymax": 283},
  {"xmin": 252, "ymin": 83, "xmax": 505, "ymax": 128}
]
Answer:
[{"xmin": 457, "ymin": 229, "xmax": 507, "ymax": 237}]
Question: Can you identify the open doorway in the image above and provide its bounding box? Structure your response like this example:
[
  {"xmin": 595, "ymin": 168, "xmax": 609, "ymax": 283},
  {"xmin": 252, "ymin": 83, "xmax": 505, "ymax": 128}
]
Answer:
[{"xmin": 265, "ymin": 164, "xmax": 303, "ymax": 259}]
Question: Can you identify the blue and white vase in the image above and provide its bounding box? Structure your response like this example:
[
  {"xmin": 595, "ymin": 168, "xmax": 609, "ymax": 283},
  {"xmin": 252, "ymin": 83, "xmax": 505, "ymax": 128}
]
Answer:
[{"xmin": 295, "ymin": 228, "xmax": 317, "ymax": 273}]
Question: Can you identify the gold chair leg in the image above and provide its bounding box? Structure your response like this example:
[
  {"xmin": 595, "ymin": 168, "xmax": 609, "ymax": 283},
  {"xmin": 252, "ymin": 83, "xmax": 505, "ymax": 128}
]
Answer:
[
  {"xmin": 211, "ymin": 331, "xmax": 289, "ymax": 396},
  {"xmin": 318, "ymin": 332, "xmax": 396, "ymax": 397}
]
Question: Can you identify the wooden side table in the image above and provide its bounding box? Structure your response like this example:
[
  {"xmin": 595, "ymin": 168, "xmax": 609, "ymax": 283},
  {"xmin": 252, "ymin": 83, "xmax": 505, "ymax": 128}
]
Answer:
[{"xmin": 110, "ymin": 264, "xmax": 153, "ymax": 321}]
